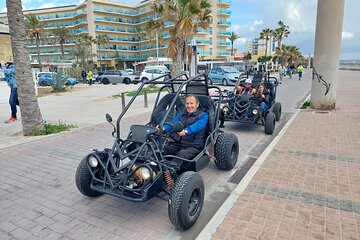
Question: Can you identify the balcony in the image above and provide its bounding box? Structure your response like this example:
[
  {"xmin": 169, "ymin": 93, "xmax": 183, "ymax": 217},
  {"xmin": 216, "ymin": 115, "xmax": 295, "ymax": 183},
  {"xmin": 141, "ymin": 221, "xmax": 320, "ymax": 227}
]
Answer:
[
  {"xmin": 217, "ymin": 0, "xmax": 231, "ymax": 6},
  {"xmin": 197, "ymin": 29, "xmax": 211, "ymax": 34},
  {"xmin": 217, "ymin": 51, "xmax": 231, "ymax": 56},
  {"xmin": 217, "ymin": 9, "xmax": 231, "ymax": 15},
  {"xmin": 194, "ymin": 39, "xmax": 211, "ymax": 45},
  {"xmin": 217, "ymin": 41, "xmax": 230, "ymax": 46},
  {"xmin": 218, "ymin": 31, "xmax": 231, "ymax": 36},
  {"xmin": 217, "ymin": 20, "xmax": 231, "ymax": 26}
]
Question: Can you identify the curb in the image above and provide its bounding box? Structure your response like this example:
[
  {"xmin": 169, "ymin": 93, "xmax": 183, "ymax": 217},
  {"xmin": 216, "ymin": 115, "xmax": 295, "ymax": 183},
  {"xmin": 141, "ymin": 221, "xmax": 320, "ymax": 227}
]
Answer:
[{"xmin": 196, "ymin": 104, "xmax": 306, "ymax": 239}]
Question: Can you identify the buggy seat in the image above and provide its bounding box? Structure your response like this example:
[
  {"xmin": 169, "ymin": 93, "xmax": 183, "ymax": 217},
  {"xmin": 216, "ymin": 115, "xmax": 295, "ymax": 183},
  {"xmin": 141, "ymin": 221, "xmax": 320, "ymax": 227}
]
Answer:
[
  {"xmin": 186, "ymin": 82, "xmax": 216, "ymax": 133},
  {"xmin": 148, "ymin": 93, "xmax": 185, "ymax": 127}
]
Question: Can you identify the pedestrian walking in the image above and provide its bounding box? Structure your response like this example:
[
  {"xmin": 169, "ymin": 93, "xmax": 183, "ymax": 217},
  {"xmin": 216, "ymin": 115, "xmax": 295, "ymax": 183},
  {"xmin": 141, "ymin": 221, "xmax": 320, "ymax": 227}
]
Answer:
[
  {"xmin": 88, "ymin": 69, "xmax": 93, "ymax": 86},
  {"xmin": 289, "ymin": 64, "xmax": 295, "ymax": 79},
  {"xmin": 297, "ymin": 63, "xmax": 303, "ymax": 80},
  {"xmin": 278, "ymin": 65, "xmax": 285, "ymax": 82},
  {"xmin": 1, "ymin": 62, "xmax": 19, "ymax": 123},
  {"xmin": 81, "ymin": 68, "xmax": 87, "ymax": 84}
]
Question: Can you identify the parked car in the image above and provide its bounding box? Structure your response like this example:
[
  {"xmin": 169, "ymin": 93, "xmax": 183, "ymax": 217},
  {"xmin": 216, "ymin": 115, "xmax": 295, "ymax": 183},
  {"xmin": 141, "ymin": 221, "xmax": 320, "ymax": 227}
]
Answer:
[
  {"xmin": 144, "ymin": 65, "xmax": 169, "ymax": 72},
  {"xmin": 207, "ymin": 66, "xmax": 241, "ymax": 86},
  {"xmin": 38, "ymin": 73, "xmax": 78, "ymax": 86},
  {"xmin": 125, "ymin": 68, "xmax": 134, "ymax": 75},
  {"xmin": 140, "ymin": 66, "xmax": 170, "ymax": 82},
  {"xmin": 98, "ymin": 70, "xmax": 139, "ymax": 85},
  {"xmin": 36, "ymin": 72, "xmax": 53, "ymax": 81}
]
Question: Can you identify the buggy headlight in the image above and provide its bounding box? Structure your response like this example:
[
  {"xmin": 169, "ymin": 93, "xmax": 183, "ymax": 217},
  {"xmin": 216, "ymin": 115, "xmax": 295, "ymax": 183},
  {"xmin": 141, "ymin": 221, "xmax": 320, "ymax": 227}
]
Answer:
[
  {"xmin": 88, "ymin": 156, "xmax": 98, "ymax": 168},
  {"xmin": 140, "ymin": 167, "xmax": 151, "ymax": 180},
  {"xmin": 252, "ymin": 109, "xmax": 258, "ymax": 115},
  {"xmin": 223, "ymin": 106, "xmax": 229, "ymax": 112}
]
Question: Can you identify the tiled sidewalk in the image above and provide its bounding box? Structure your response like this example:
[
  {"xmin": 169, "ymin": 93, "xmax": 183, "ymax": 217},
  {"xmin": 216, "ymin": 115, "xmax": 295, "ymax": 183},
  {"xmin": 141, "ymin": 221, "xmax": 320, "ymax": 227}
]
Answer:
[{"xmin": 206, "ymin": 71, "xmax": 360, "ymax": 240}]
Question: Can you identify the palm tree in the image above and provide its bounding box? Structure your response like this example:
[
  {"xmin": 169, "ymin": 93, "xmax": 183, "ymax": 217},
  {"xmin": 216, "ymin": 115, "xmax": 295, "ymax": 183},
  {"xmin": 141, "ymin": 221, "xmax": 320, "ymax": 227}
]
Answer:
[
  {"xmin": 148, "ymin": 0, "xmax": 212, "ymax": 76},
  {"xmin": 69, "ymin": 45, "xmax": 91, "ymax": 69},
  {"xmin": 275, "ymin": 45, "xmax": 302, "ymax": 66},
  {"xmin": 51, "ymin": 26, "xmax": 73, "ymax": 57},
  {"xmin": 94, "ymin": 34, "xmax": 110, "ymax": 71},
  {"xmin": 259, "ymin": 28, "xmax": 274, "ymax": 56},
  {"xmin": 274, "ymin": 21, "xmax": 290, "ymax": 51},
  {"xmin": 25, "ymin": 14, "xmax": 47, "ymax": 71},
  {"xmin": 6, "ymin": 0, "xmax": 45, "ymax": 135},
  {"xmin": 134, "ymin": 27, "xmax": 146, "ymax": 60},
  {"xmin": 228, "ymin": 32, "xmax": 239, "ymax": 56}
]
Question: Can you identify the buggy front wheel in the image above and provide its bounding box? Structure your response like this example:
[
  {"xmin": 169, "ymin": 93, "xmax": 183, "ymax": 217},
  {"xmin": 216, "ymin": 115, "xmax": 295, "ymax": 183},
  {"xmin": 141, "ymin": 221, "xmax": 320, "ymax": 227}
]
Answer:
[
  {"xmin": 215, "ymin": 133, "xmax": 239, "ymax": 170},
  {"xmin": 75, "ymin": 156, "xmax": 103, "ymax": 197},
  {"xmin": 168, "ymin": 171, "xmax": 204, "ymax": 230}
]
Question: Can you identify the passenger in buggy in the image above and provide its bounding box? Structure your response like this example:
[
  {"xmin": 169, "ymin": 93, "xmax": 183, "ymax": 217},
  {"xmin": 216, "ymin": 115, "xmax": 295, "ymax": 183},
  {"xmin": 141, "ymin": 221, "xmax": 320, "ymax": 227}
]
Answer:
[
  {"xmin": 235, "ymin": 78, "xmax": 256, "ymax": 95},
  {"xmin": 246, "ymin": 83, "xmax": 270, "ymax": 122}
]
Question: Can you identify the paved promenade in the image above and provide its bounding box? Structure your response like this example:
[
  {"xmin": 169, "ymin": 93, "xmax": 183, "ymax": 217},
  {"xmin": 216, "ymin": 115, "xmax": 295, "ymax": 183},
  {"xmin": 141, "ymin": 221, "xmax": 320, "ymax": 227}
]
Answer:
[{"xmin": 199, "ymin": 70, "xmax": 360, "ymax": 239}]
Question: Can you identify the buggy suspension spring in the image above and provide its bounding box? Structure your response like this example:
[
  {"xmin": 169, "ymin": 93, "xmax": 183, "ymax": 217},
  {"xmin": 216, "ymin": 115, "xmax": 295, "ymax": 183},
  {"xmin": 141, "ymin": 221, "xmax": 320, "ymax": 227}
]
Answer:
[{"xmin": 164, "ymin": 170, "xmax": 174, "ymax": 189}]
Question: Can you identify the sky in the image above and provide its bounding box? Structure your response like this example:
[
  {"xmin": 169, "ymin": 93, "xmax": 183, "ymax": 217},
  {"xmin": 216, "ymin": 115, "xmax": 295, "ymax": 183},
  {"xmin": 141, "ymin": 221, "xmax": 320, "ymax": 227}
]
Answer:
[{"xmin": 1, "ymin": 0, "xmax": 359, "ymax": 60}]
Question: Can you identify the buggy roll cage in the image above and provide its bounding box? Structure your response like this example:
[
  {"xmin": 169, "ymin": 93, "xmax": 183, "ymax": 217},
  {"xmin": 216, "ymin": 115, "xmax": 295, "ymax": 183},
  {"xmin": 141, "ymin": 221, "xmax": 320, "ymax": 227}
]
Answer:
[{"xmin": 115, "ymin": 73, "xmax": 223, "ymax": 140}]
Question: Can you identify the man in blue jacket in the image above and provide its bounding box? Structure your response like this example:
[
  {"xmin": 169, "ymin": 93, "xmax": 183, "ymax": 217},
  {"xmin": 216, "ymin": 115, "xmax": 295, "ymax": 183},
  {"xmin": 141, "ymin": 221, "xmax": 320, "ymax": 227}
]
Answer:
[
  {"xmin": 158, "ymin": 95, "xmax": 208, "ymax": 168},
  {"xmin": 2, "ymin": 62, "xmax": 19, "ymax": 123}
]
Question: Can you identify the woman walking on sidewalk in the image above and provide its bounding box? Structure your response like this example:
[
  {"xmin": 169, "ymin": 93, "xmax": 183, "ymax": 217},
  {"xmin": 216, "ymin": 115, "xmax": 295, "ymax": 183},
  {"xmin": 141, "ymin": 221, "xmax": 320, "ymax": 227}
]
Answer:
[{"xmin": 1, "ymin": 62, "xmax": 19, "ymax": 123}]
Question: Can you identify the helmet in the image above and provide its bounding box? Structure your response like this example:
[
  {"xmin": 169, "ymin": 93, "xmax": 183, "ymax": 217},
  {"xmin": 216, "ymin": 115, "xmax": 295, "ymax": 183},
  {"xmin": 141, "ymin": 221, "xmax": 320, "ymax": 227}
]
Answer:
[{"xmin": 244, "ymin": 78, "xmax": 252, "ymax": 84}]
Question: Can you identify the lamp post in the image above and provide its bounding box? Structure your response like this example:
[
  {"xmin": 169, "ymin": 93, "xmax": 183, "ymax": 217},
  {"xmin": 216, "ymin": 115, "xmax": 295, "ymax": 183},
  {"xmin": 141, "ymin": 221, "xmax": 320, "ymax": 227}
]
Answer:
[{"xmin": 190, "ymin": 39, "xmax": 197, "ymax": 77}]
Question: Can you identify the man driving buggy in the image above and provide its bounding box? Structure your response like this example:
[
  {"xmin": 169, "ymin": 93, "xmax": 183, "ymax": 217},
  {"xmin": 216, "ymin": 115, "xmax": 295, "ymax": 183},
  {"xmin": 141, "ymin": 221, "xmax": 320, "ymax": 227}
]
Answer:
[{"xmin": 157, "ymin": 95, "xmax": 209, "ymax": 168}]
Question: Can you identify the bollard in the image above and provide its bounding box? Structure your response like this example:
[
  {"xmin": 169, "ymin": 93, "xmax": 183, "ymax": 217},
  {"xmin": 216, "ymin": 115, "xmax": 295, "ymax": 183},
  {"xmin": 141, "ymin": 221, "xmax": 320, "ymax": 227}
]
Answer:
[
  {"xmin": 144, "ymin": 90, "xmax": 148, "ymax": 108},
  {"xmin": 121, "ymin": 92, "xmax": 126, "ymax": 110}
]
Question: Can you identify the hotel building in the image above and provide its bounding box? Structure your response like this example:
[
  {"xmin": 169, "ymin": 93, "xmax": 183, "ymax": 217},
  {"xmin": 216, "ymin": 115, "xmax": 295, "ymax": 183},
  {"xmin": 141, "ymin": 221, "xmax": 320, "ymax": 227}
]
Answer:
[{"xmin": 0, "ymin": 0, "xmax": 232, "ymax": 68}]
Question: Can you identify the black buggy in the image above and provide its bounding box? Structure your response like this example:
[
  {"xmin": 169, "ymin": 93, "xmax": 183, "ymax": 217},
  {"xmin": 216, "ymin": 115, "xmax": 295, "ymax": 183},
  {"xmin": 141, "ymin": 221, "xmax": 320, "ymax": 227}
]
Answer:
[
  {"xmin": 221, "ymin": 72, "xmax": 282, "ymax": 135},
  {"xmin": 75, "ymin": 73, "xmax": 239, "ymax": 230}
]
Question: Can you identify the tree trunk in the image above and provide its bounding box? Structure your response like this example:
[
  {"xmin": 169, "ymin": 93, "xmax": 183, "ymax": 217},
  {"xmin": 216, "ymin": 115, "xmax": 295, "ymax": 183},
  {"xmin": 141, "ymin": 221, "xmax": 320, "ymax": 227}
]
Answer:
[
  {"xmin": 61, "ymin": 42, "xmax": 64, "ymax": 57},
  {"xmin": 265, "ymin": 38, "xmax": 268, "ymax": 56},
  {"xmin": 35, "ymin": 36, "xmax": 42, "ymax": 71},
  {"xmin": 173, "ymin": 37, "xmax": 185, "ymax": 77},
  {"xmin": 6, "ymin": 0, "xmax": 45, "ymax": 135},
  {"xmin": 231, "ymin": 42, "xmax": 234, "ymax": 56}
]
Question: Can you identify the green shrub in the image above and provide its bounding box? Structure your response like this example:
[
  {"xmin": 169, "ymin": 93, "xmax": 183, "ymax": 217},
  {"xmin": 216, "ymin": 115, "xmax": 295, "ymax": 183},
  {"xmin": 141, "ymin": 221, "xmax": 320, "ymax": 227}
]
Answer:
[
  {"xmin": 301, "ymin": 100, "xmax": 310, "ymax": 109},
  {"xmin": 32, "ymin": 121, "xmax": 77, "ymax": 136},
  {"xmin": 51, "ymin": 71, "xmax": 67, "ymax": 93}
]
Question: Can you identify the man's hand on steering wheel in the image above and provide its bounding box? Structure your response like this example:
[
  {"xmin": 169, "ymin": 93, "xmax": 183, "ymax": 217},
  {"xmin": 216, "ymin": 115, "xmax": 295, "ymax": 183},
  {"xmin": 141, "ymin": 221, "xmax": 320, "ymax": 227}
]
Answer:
[{"xmin": 177, "ymin": 130, "xmax": 186, "ymax": 137}]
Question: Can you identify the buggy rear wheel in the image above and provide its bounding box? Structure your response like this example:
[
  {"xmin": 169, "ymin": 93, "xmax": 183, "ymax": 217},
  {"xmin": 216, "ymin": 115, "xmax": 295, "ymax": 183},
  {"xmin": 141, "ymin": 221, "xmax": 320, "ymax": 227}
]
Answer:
[
  {"xmin": 264, "ymin": 112, "xmax": 276, "ymax": 135},
  {"xmin": 214, "ymin": 133, "xmax": 239, "ymax": 170},
  {"xmin": 75, "ymin": 156, "xmax": 103, "ymax": 197},
  {"xmin": 168, "ymin": 171, "xmax": 204, "ymax": 230},
  {"xmin": 273, "ymin": 102, "xmax": 282, "ymax": 121}
]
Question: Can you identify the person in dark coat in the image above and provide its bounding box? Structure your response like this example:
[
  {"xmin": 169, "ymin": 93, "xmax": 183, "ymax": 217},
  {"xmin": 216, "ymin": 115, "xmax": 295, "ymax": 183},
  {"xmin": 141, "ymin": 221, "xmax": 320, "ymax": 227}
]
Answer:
[{"xmin": 158, "ymin": 95, "xmax": 209, "ymax": 167}]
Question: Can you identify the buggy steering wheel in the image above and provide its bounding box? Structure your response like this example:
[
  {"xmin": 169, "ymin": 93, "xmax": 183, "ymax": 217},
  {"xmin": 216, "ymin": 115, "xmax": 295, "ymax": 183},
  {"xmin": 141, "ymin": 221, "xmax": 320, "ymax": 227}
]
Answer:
[{"xmin": 163, "ymin": 122, "xmax": 183, "ymax": 143}]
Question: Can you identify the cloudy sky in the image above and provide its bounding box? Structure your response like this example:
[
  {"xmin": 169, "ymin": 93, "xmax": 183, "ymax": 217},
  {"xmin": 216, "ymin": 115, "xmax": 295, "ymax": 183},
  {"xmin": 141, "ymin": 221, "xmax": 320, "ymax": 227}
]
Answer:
[{"xmin": 1, "ymin": 0, "xmax": 358, "ymax": 59}]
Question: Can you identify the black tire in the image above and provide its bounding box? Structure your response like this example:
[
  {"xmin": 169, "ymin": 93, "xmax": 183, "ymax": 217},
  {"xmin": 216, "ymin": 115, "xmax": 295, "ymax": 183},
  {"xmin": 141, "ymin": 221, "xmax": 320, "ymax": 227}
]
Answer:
[
  {"xmin": 264, "ymin": 112, "xmax": 276, "ymax": 135},
  {"xmin": 75, "ymin": 156, "xmax": 103, "ymax": 197},
  {"xmin": 208, "ymin": 78, "xmax": 213, "ymax": 85},
  {"xmin": 214, "ymin": 133, "xmax": 239, "ymax": 170},
  {"xmin": 273, "ymin": 102, "xmax": 281, "ymax": 121},
  {"xmin": 168, "ymin": 171, "xmax": 204, "ymax": 230},
  {"xmin": 39, "ymin": 81, "xmax": 48, "ymax": 86},
  {"xmin": 123, "ymin": 78, "xmax": 130, "ymax": 84},
  {"xmin": 222, "ymin": 78, "xmax": 228, "ymax": 86},
  {"xmin": 102, "ymin": 78, "xmax": 110, "ymax": 85},
  {"xmin": 141, "ymin": 77, "xmax": 148, "ymax": 82}
]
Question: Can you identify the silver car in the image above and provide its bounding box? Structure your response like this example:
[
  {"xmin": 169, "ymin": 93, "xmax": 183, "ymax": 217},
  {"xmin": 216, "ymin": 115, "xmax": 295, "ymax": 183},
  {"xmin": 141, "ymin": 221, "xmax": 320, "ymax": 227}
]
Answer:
[
  {"xmin": 99, "ymin": 70, "xmax": 139, "ymax": 85},
  {"xmin": 207, "ymin": 66, "xmax": 240, "ymax": 86}
]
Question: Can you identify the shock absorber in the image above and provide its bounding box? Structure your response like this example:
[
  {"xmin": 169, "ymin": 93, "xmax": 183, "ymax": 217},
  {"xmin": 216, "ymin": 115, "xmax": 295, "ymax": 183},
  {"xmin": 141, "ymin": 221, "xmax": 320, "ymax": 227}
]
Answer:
[{"xmin": 164, "ymin": 170, "xmax": 174, "ymax": 189}]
